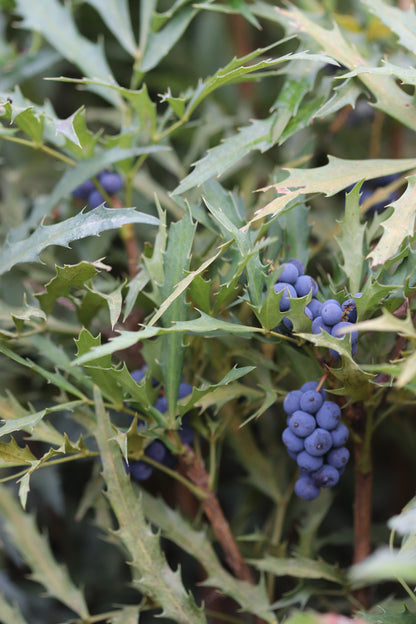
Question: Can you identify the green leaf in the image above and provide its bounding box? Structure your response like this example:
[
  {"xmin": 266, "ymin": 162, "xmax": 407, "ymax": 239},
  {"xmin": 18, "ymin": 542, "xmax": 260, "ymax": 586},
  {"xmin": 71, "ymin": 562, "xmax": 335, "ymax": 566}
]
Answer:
[
  {"xmin": 0, "ymin": 205, "xmax": 159, "ymax": 276},
  {"xmin": 73, "ymin": 311, "xmax": 264, "ymax": 365},
  {"xmin": 14, "ymin": 0, "xmax": 121, "ymax": 106},
  {"xmin": 389, "ymin": 498, "xmax": 416, "ymax": 535},
  {"xmin": 250, "ymin": 555, "xmax": 346, "ymax": 585},
  {"xmin": 0, "ymin": 400, "xmax": 84, "ymax": 438},
  {"xmin": 79, "ymin": 280, "xmax": 125, "ymax": 330},
  {"xmin": 83, "ymin": 0, "xmax": 137, "ymax": 57},
  {"xmin": 21, "ymin": 145, "xmax": 165, "ymax": 234},
  {"xmin": 109, "ymin": 606, "xmax": 141, "ymax": 624},
  {"xmin": 93, "ymin": 388, "xmax": 206, "ymax": 624},
  {"xmin": 368, "ymin": 174, "xmax": 416, "ymax": 267},
  {"xmin": 141, "ymin": 490, "xmax": 277, "ymax": 623},
  {"xmin": 350, "ymin": 547, "xmax": 416, "ymax": 586},
  {"xmin": 257, "ymin": 2, "xmax": 416, "ymax": 131},
  {"xmin": 359, "ymin": 606, "xmax": 416, "ymax": 624},
  {"xmin": 0, "ymin": 437, "xmax": 38, "ymax": 467},
  {"xmin": 75, "ymin": 329, "xmax": 124, "ymax": 405},
  {"xmin": 253, "ymin": 156, "xmax": 416, "ymax": 226},
  {"xmin": 0, "ymin": 595, "xmax": 30, "ymax": 624},
  {"xmin": 160, "ymin": 213, "xmax": 196, "ymax": 419},
  {"xmin": 336, "ymin": 183, "xmax": 366, "ymax": 293},
  {"xmin": 140, "ymin": 6, "xmax": 197, "ymax": 72},
  {"xmin": 0, "ymin": 484, "xmax": 90, "ymax": 617},
  {"xmin": 363, "ymin": 0, "xmax": 416, "ymax": 55},
  {"xmin": 36, "ymin": 260, "xmax": 107, "ymax": 315}
]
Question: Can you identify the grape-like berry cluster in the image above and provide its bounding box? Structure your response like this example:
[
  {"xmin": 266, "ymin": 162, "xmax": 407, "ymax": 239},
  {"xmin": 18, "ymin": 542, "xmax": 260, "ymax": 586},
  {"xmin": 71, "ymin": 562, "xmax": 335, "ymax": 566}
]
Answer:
[
  {"xmin": 312, "ymin": 294, "xmax": 361, "ymax": 358},
  {"xmin": 282, "ymin": 382, "xmax": 350, "ymax": 500},
  {"xmin": 127, "ymin": 368, "xmax": 194, "ymax": 481},
  {"xmin": 273, "ymin": 258, "xmax": 321, "ymax": 331},
  {"xmin": 72, "ymin": 170, "xmax": 123, "ymax": 209}
]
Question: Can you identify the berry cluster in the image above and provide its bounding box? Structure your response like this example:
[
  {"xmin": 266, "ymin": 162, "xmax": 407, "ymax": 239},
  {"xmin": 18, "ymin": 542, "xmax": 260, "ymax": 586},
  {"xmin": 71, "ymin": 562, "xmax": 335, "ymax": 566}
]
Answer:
[
  {"xmin": 127, "ymin": 368, "xmax": 194, "ymax": 481},
  {"xmin": 281, "ymin": 382, "xmax": 350, "ymax": 500},
  {"xmin": 72, "ymin": 170, "xmax": 123, "ymax": 209},
  {"xmin": 273, "ymin": 258, "xmax": 320, "ymax": 331},
  {"xmin": 312, "ymin": 295, "xmax": 361, "ymax": 358}
]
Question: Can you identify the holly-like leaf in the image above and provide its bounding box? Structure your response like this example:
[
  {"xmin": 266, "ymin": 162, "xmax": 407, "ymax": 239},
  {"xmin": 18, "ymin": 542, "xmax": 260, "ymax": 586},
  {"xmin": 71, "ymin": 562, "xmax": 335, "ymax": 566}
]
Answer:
[
  {"xmin": 336, "ymin": 183, "xmax": 366, "ymax": 294},
  {"xmin": 0, "ymin": 595, "xmax": 29, "ymax": 624},
  {"xmin": 36, "ymin": 261, "xmax": 108, "ymax": 315},
  {"xmin": 83, "ymin": 0, "xmax": 137, "ymax": 57},
  {"xmin": 0, "ymin": 437, "xmax": 38, "ymax": 467},
  {"xmin": 93, "ymin": 388, "xmax": 206, "ymax": 624},
  {"xmin": 363, "ymin": 0, "xmax": 416, "ymax": 55},
  {"xmin": 0, "ymin": 484, "xmax": 90, "ymax": 617},
  {"xmin": 250, "ymin": 555, "xmax": 346, "ymax": 585},
  {"xmin": 141, "ymin": 490, "xmax": 277, "ymax": 623},
  {"xmin": 368, "ymin": 174, "xmax": 416, "ymax": 267},
  {"xmin": 0, "ymin": 205, "xmax": 159, "ymax": 276},
  {"xmin": 359, "ymin": 606, "xmax": 416, "ymax": 624},
  {"xmin": 14, "ymin": 0, "xmax": 121, "ymax": 106},
  {"xmin": 253, "ymin": 156, "xmax": 416, "ymax": 225}
]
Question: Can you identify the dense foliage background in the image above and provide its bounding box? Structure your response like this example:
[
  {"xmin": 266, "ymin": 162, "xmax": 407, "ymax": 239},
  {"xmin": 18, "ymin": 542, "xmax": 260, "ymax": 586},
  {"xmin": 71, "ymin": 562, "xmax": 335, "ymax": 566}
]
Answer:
[{"xmin": 0, "ymin": 1, "xmax": 416, "ymax": 623}]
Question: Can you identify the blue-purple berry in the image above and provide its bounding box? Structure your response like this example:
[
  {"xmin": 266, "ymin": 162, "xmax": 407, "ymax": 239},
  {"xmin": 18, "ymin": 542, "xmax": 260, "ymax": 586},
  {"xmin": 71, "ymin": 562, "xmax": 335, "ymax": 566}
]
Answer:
[
  {"xmin": 88, "ymin": 189, "xmax": 106, "ymax": 209},
  {"xmin": 321, "ymin": 300, "xmax": 343, "ymax": 326},
  {"xmin": 283, "ymin": 390, "xmax": 303, "ymax": 415},
  {"xmin": 288, "ymin": 411, "xmax": 316, "ymax": 438},
  {"xmin": 300, "ymin": 390, "xmax": 324, "ymax": 414},
  {"xmin": 274, "ymin": 282, "xmax": 297, "ymax": 312},
  {"xmin": 304, "ymin": 428, "xmax": 333, "ymax": 456},
  {"xmin": 312, "ymin": 316, "xmax": 331, "ymax": 335},
  {"xmin": 99, "ymin": 171, "xmax": 123, "ymax": 194},
  {"xmin": 316, "ymin": 401, "xmax": 341, "ymax": 430},
  {"xmin": 277, "ymin": 263, "xmax": 299, "ymax": 284},
  {"xmin": 286, "ymin": 258, "xmax": 305, "ymax": 275},
  {"xmin": 282, "ymin": 427, "xmax": 305, "ymax": 453},
  {"xmin": 327, "ymin": 446, "xmax": 350, "ymax": 469},
  {"xmin": 331, "ymin": 423, "xmax": 349, "ymax": 447},
  {"xmin": 294, "ymin": 475, "xmax": 320, "ymax": 500},
  {"xmin": 312, "ymin": 464, "xmax": 340, "ymax": 488},
  {"xmin": 72, "ymin": 179, "xmax": 95, "ymax": 199},
  {"xmin": 296, "ymin": 450, "xmax": 324, "ymax": 472}
]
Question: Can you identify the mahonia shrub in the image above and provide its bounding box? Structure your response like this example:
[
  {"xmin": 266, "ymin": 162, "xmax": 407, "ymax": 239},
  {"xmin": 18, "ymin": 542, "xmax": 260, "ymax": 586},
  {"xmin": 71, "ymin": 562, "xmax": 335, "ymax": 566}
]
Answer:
[{"xmin": 0, "ymin": 1, "xmax": 415, "ymax": 623}]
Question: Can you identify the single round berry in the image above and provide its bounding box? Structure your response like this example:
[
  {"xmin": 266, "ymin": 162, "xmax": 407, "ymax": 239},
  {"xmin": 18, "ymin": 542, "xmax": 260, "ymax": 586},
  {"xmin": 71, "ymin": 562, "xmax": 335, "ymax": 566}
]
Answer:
[
  {"xmin": 327, "ymin": 446, "xmax": 350, "ymax": 469},
  {"xmin": 88, "ymin": 189, "xmax": 106, "ymax": 209},
  {"xmin": 131, "ymin": 365, "xmax": 148, "ymax": 383},
  {"xmin": 294, "ymin": 275, "xmax": 315, "ymax": 297},
  {"xmin": 99, "ymin": 171, "xmax": 123, "ymax": 194},
  {"xmin": 304, "ymin": 428, "xmax": 333, "ymax": 456},
  {"xmin": 296, "ymin": 450, "xmax": 324, "ymax": 472},
  {"xmin": 307, "ymin": 298, "xmax": 322, "ymax": 319},
  {"xmin": 312, "ymin": 464, "xmax": 340, "ymax": 488},
  {"xmin": 331, "ymin": 321, "xmax": 358, "ymax": 344},
  {"xmin": 286, "ymin": 258, "xmax": 305, "ymax": 275},
  {"xmin": 287, "ymin": 448, "xmax": 299, "ymax": 461},
  {"xmin": 274, "ymin": 282, "xmax": 297, "ymax": 312},
  {"xmin": 277, "ymin": 263, "xmax": 299, "ymax": 284},
  {"xmin": 145, "ymin": 440, "xmax": 167, "ymax": 463},
  {"xmin": 300, "ymin": 381, "xmax": 326, "ymax": 400},
  {"xmin": 300, "ymin": 390, "xmax": 324, "ymax": 414},
  {"xmin": 178, "ymin": 381, "xmax": 193, "ymax": 399},
  {"xmin": 312, "ymin": 316, "xmax": 331, "ymax": 335},
  {"xmin": 331, "ymin": 423, "xmax": 349, "ymax": 447},
  {"xmin": 72, "ymin": 179, "xmax": 95, "ymax": 199},
  {"xmin": 129, "ymin": 460, "xmax": 153, "ymax": 481},
  {"xmin": 321, "ymin": 300, "xmax": 343, "ymax": 326},
  {"xmin": 154, "ymin": 396, "xmax": 168, "ymax": 414},
  {"xmin": 288, "ymin": 411, "xmax": 317, "ymax": 438},
  {"xmin": 304, "ymin": 306, "xmax": 313, "ymax": 321},
  {"xmin": 294, "ymin": 475, "xmax": 320, "ymax": 500},
  {"xmin": 282, "ymin": 427, "xmax": 305, "ymax": 453},
  {"xmin": 282, "ymin": 316, "xmax": 293, "ymax": 331},
  {"xmin": 316, "ymin": 401, "xmax": 341, "ymax": 430},
  {"xmin": 283, "ymin": 390, "xmax": 303, "ymax": 415}
]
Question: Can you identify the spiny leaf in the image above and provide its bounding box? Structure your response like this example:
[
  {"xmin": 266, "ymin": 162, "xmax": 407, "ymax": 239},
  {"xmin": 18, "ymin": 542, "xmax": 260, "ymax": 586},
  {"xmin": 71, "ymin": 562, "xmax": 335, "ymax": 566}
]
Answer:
[
  {"xmin": 0, "ymin": 437, "xmax": 38, "ymax": 467},
  {"xmin": 0, "ymin": 400, "xmax": 84, "ymax": 438},
  {"xmin": 109, "ymin": 606, "xmax": 141, "ymax": 624},
  {"xmin": 250, "ymin": 555, "xmax": 346, "ymax": 585},
  {"xmin": 79, "ymin": 280, "xmax": 125, "ymax": 330},
  {"xmin": 14, "ymin": 0, "xmax": 121, "ymax": 106},
  {"xmin": 0, "ymin": 205, "xmax": 159, "ymax": 276},
  {"xmin": 140, "ymin": 6, "xmax": 197, "ymax": 72},
  {"xmin": 93, "ymin": 387, "xmax": 206, "ymax": 624},
  {"xmin": 83, "ymin": 0, "xmax": 137, "ymax": 57},
  {"xmin": 141, "ymin": 490, "xmax": 277, "ymax": 623},
  {"xmin": 74, "ymin": 311, "xmax": 264, "ymax": 365},
  {"xmin": 368, "ymin": 174, "xmax": 416, "ymax": 267},
  {"xmin": 36, "ymin": 260, "xmax": 108, "ymax": 315},
  {"xmin": 257, "ymin": 3, "xmax": 416, "ymax": 130},
  {"xmin": 160, "ymin": 213, "xmax": 196, "ymax": 419},
  {"xmin": 0, "ymin": 484, "xmax": 90, "ymax": 617},
  {"xmin": 0, "ymin": 595, "xmax": 29, "ymax": 624},
  {"xmin": 363, "ymin": 0, "xmax": 416, "ymax": 55},
  {"xmin": 253, "ymin": 156, "xmax": 416, "ymax": 225},
  {"xmin": 336, "ymin": 183, "xmax": 366, "ymax": 293}
]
